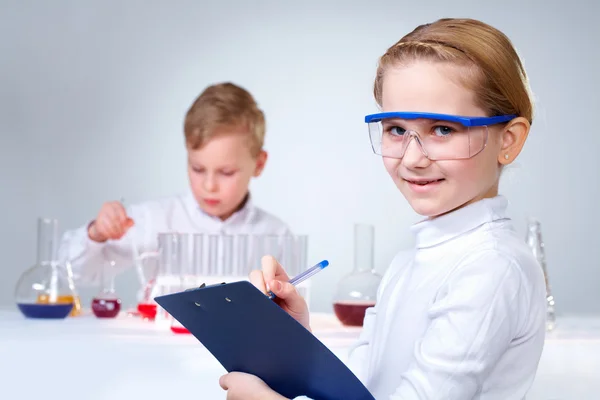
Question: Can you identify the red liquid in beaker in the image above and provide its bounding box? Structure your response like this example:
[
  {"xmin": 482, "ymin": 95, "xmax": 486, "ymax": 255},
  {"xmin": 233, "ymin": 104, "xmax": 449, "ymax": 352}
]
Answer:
[
  {"xmin": 333, "ymin": 301, "xmax": 375, "ymax": 327},
  {"xmin": 170, "ymin": 325, "xmax": 191, "ymax": 334},
  {"xmin": 91, "ymin": 298, "xmax": 121, "ymax": 318},
  {"xmin": 137, "ymin": 303, "xmax": 157, "ymax": 320}
]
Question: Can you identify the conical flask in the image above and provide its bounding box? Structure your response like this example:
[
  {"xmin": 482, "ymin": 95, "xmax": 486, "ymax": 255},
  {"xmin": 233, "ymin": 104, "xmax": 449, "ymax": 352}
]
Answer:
[
  {"xmin": 15, "ymin": 218, "xmax": 77, "ymax": 319},
  {"xmin": 333, "ymin": 224, "xmax": 382, "ymax": 326},
  {"xmin": 526, "ymin": 218, "xmax": 556, "ymax": 331}
]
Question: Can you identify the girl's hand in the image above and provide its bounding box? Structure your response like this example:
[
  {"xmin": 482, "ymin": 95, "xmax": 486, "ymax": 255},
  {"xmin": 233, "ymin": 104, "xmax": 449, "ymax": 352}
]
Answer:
[
  {"xmin": 219, "ymin": 372, "xmax": 289, "ymax": 400},
  {"xmin": 249, "ymin": 255, "xmax": 311, "ymax": 331}
]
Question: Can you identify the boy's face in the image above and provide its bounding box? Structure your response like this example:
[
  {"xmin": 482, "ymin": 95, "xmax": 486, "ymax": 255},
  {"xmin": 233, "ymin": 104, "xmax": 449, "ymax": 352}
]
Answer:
[{"xmin": 187, "ymin": 130, "xmax": 267, "ymax": 220}]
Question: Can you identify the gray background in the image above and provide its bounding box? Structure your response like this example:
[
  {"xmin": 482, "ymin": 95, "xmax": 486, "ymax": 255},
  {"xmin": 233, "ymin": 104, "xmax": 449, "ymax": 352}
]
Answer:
[{"xmin": 1, "ymin": 0, "xmax": 598, "ymax": 314}]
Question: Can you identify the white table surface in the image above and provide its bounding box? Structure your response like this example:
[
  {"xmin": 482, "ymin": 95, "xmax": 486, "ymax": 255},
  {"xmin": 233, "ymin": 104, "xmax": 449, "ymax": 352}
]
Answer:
[{"xmin": 1, "ymin": 309, "xmax": 599, "ymax": 400}]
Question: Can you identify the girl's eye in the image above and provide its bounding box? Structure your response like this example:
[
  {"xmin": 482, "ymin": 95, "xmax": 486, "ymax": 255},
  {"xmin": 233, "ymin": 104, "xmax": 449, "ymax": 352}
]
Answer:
[
  {"xmin": 434, "ymin": 126, "xmax": 454, "ymax": 137},
  {"xmin": 388, "ymin": 126, "xmax": 406, "ymax": 136},
  {"xmin": 192, "ymin": 167, "xmax": 205, "ymax": 173},
  {"xmin": 221, "ymin": 171, "xmax": 236, "ymax": 177}
]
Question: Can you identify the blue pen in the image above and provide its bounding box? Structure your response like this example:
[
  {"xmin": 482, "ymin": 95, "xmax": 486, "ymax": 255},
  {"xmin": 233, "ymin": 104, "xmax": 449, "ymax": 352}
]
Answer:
[{"xmin": 268, "ymin": 259, "xmax": 329, "ymax": 299}]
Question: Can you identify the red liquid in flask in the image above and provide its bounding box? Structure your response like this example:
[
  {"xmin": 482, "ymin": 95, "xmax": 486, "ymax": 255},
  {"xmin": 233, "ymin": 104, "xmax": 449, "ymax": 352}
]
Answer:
[
  {"xmin": 333, "ymin": 301, "xmax": 375, "ymax": 327},
  {"xmin": 137, "ymin": 303, "xmax": 157, "ymax": 320},
  {"xmin": 91, "ymin": 298, "xmax": 121, "ymax": 318}
]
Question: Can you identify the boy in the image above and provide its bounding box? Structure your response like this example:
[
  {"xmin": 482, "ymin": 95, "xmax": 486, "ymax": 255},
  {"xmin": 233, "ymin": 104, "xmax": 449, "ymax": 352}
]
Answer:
[{"xmin": 59, "ymin": 82, "xmax": 291, "ymax": 284}]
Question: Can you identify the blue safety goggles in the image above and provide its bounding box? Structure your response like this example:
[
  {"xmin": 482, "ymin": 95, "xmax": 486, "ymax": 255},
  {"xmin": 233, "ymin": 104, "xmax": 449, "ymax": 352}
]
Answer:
[{"xmin": 364, "ymin": 112, "xmax": 516, "ymax": 160}]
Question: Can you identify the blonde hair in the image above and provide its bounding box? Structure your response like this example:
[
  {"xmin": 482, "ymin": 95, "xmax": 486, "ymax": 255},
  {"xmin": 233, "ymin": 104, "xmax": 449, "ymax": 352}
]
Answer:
[
  {"xmin": 374, "ymin": 18, "xmax": 534, "ymax": 124},
  {"xmin": 184, "ymin": 82, "xmax": 266, "ymax": 156}
]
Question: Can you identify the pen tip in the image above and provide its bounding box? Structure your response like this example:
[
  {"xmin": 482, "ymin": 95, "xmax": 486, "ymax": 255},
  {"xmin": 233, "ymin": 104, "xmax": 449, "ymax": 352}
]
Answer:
[{"xmin": 321, "ymin": 260, "xmax": 329, "ymax": 267}]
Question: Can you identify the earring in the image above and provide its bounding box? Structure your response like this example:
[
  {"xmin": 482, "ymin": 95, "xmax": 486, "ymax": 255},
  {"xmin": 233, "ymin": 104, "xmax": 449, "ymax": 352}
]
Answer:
[{"xmin": 504, "ymin": 154, "xmax": 509, "ymax": 160}]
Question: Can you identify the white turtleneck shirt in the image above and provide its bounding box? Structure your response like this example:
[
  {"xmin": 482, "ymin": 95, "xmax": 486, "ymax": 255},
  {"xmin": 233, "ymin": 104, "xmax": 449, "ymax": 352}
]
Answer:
[{"xmin": 343, "ymin": 195, "xmax": 547, "ymax": 399}]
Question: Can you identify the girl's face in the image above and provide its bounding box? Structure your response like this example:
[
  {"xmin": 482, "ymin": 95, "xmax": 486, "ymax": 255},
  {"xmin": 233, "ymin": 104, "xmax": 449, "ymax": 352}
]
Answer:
[{"xmin": 381, "ymin": 61, "xmax": 505, "ymax": 218}]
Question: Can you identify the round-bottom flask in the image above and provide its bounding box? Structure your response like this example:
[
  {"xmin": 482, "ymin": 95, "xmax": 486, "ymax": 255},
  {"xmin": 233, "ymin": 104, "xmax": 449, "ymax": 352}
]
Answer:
[
  {"xmin": 91, "ymin": 260, "xmax": 122, "ymax": 318},
  {"xmin": 15, "ymin": 218, "xmax": 76, "ymax": 319},
  {"xmin": 333, "ymin": 224, "xmax": 382, "ymax": 327}
]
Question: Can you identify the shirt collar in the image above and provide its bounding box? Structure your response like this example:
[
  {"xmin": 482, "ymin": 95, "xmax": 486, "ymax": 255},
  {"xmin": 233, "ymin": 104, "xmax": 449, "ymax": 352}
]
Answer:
[{"xmin": 410, "ymin": 195, "xmax": 510, "ymax": 249}]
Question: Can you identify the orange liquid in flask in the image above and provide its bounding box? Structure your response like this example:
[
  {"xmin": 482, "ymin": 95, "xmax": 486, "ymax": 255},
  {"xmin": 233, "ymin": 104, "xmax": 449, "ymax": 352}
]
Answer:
[{"xmin": 37, "ymin": 294, "xmax": 82, "ymax": 317}]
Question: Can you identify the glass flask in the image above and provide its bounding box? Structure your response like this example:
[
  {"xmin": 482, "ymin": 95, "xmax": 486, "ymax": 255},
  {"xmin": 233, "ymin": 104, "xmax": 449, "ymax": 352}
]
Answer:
[
  {"xmin": 15, "ymin": 218, "xmax": 77, "ymax": 319},
  {"xmin": 36, "ymin": 260, "xmax": 82, "ymax": 317},
  {"xmin": 525, "ymin": 218, "xmax": 556, "ymax": 331},
  {"xmin": 333, "ymin": 224, "xmax": 382, "ymax": 326},
  {"xmin": 91, "ymin": 259, "xmax": 122, "ymax": 318},
  {"xmin": 64, "ymin": 261, "xmax": 83, "ymax": 317}
]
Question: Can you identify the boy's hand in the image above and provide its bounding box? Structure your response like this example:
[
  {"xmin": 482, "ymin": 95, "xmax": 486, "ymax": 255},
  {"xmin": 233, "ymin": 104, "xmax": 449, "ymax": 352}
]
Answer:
[
  {"xmin": 87, "ymin": 201, "xmax": 134, "ymax": 242},
  {"xmin": 219, "ymin": 372, "xmax": 289, "ymax": 400},
  {"xmin": 249, "ymin": 255, "xmax": 311, "ymax": 331}
]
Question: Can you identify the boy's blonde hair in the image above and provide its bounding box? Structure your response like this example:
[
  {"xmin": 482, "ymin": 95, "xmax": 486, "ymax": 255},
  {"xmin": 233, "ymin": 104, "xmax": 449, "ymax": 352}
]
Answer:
[
  {"xmin": 184, "ymin": 82, "xmax": 266, "ymax": 157},
  {"xmin": 374, "ymin": 18, "xmax": 534, "ymax": 124}
]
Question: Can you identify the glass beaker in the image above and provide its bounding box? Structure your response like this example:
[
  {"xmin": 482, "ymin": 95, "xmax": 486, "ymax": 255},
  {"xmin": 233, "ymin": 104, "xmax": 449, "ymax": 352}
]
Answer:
[
  {"xmin": 15, "ymin": 218, "xmax": 77, "ymax": 319},
  {"xmin": 526, "ymin": 218, "xmax": 556, "ymax": 331},
  {"xmin": 333, "ymin": 224, "xmax": 382, "ymax": 326},
  {"xmin": 282, "ymin": 235, "xmax": 310, "ymax": 306},
  {"xmin": 150, "ymin": 233, "xmax": 192, "ymax": 334},
  {"xmin": 152, "ymin": 232, "xmax": 186, "ymax": 324},
  {"xmin": 134, "ymin": 251, "xmax": 160, "ymax": 320},
  {"xmin": 170, "ymin": 233, "xmax": 193, "ymax": 333},
  {"xmin": 91, "ymin": 259, "xmax": 122, "ymax": 318}
]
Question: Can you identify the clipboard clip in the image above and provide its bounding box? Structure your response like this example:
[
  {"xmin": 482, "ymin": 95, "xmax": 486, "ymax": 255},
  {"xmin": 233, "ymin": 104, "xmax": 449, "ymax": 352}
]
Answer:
[{"xmin": 184, "ymin": 282, "xmax": 226, "ymax": 292}]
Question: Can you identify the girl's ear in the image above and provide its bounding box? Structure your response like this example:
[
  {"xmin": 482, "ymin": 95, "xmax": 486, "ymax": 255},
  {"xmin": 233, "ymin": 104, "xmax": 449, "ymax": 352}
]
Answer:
[{"xmin": 497, "ymin": 117, "xmax": 530, "ymax": 164}]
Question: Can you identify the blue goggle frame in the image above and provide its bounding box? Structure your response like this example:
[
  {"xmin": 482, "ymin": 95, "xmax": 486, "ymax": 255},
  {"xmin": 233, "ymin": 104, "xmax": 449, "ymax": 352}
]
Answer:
[{"xmin": 364, "ymin": 112, "xmax": 516, "ymax": 127}]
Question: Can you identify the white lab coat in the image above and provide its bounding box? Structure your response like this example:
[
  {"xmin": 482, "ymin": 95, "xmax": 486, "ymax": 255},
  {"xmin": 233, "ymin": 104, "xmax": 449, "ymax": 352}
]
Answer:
[
  {"xmin": 58, "ymin": 192, "xmax": 291, "ymax": 285},
  {"xmin": 298, "ymin": 195, "xmax": 547, "ymax": 400}
]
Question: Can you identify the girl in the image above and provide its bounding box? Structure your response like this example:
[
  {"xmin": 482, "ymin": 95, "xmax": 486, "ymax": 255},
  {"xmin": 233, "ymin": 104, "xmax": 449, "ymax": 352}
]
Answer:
[{"xmin": 219, "ymin": 18, "xmax": 547, "ymax": 400}]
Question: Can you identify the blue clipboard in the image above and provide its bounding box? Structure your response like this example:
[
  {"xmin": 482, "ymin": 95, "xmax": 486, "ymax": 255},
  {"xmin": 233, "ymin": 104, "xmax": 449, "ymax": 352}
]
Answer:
[{"xmin": 154, "ymin": 280, "xmax": 375, "ymax": 400}]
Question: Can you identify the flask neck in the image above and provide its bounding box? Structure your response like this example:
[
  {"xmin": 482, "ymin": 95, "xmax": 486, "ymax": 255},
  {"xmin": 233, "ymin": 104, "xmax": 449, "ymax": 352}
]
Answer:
[
  {"xmin": 354, "ymin": 224, "xmax": 375, "ymax": 273},
  {"xmin": 526, "ymin": 219, "xmax": 552, "ymax": 295},
  {"xmin": 36, "ymin": 218, "xmax": 59, "ymax": 265},
  {"xmin": 526, "ymin": 220, "xmax": 548, "ymax": 269},
  {"xmin": 100, "ymin": 261, "xmax": 117, "ymax": 294},
  {"xmin": 526, "ymin": 221, "xmax": 544, "ymax": 253}
]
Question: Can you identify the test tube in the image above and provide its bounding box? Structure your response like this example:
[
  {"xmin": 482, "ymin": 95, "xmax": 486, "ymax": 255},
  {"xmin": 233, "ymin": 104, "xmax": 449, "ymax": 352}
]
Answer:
[
  {"xmin": 221, "ymin": 235, "xmax": 234, "ymax": 276},
  {"xmin": 207, "ymin": 234, "xmax": 220, "ymax": 276},
  {"xmin": 158, "ymin": 233, "xmax": 183, "ymax": 278},
  {"xmin": 233, "ymin": 234, "xmax": 249, "ymax": 276},
  {"xmin": 180, "ymin": 233, "xmax": 191, "ymax": 279},
  {"xmin": 262, "ymin": 235, "xmax": 283, "ymax": 261},
  {"xmin": 192, "ymin": 234, "xmax": 205, "ymax": 277},
  {"xmin": 248, "ymin": 235, "xmax": 261, "ymax": 273}
]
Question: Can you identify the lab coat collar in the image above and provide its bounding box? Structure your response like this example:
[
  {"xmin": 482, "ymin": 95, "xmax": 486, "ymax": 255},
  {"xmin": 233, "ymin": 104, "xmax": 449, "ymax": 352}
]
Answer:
[{"xmin": 410, "ymin": 195, "xmax": 510, "ymax": 249}]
